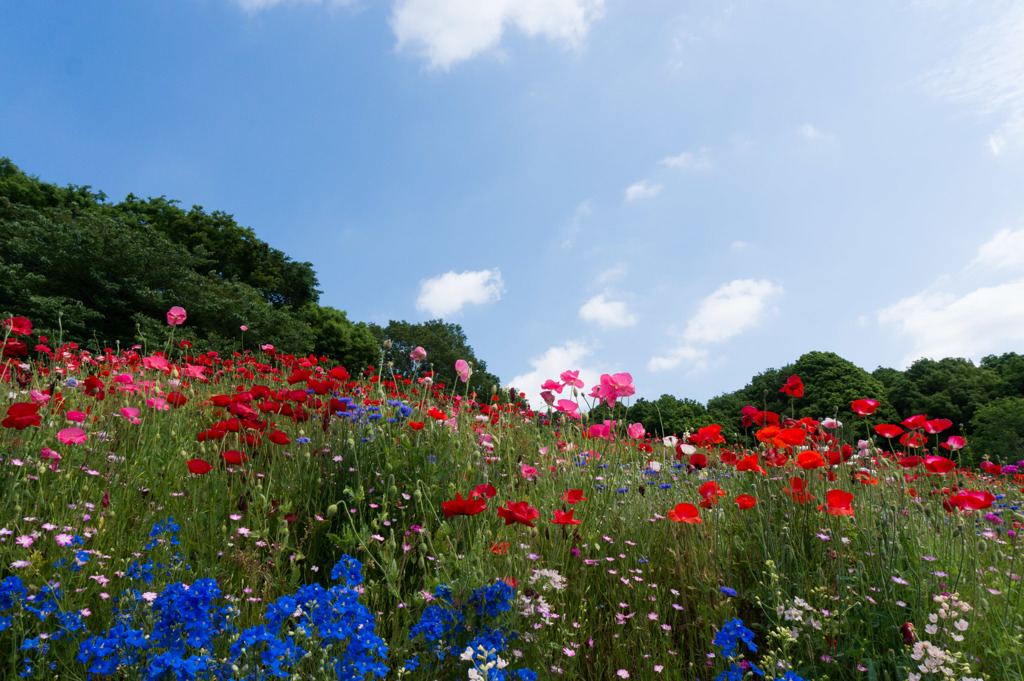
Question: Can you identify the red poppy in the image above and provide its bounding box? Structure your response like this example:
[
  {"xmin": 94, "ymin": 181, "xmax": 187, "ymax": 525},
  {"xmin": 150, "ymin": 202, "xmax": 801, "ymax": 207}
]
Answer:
[
  {"xmin": 187, "ymin": 459, "xmax": 214, "ymax": 475},
  {"xmin": 490, "ymin": 541, "xmax": 510, "ymax": 555},
  {"xmin": 735, "ymin": 454, "xmax": 767, "ymax": 476},
  {"xmin": 853, "ymin": 471, "xmax": 878, "ymax": 485},
  {"xmin": 667, "ymin": 503, "xmax": 702, "ymax": 524},
  {"xmin": 688, "ymin": 424, "xmax": 725, "ymax": 446},
  {"xmin": 442, "ymin": 493, "xmax": 487, "ymax": 518},
  {"xmin": 497, "ymin": 501, "xmax": 540, "ymax": 527},
  {"xmin": 2, "ymin": 402, "xmax": 41, "ymax": 430},
  {"xmin": 699, "ymin": 481, "xmax": 726, "ymax": 500},
  {"xmin": 900, "ymin": 431, "xmax": 928, "ymax": 449},
  {"xmin": 874, "ymin": 424, "xmax": 903, "ymax": 438},
  {"xmin": 820, "ymin": 489, "xmax": 854, "ymax": 516},
  {"xmin": 902, "ymin": 414, "xmax": 928, "ymax": 430},
  {"xmin": 472, "ymin": 484, "xmax": 497, "ymax": 499},
  {"xmin": 897, "ymin": 456, "xmax": 921, "ymax": 468},
  {"xmin": 979, "ymin": 461, "xmax": 1002, "ymax": 475},
  {"xmin": 924, "ymin": 456, "xmax": 956, "ymax": 474},
  {"xmin": 2, "ymin": 316, "xmax": 33, "ymax": 336},
  {"xmin": 779, "ymin": 374, "xmax": 804, "ymax": 398},
  {"xmin": 851, "ymin": 399, "xmax": 880, "ymax": 417},
  {"xmin": 923, "ymin": 418, "xmax": 953, "ymax": 435},
  {"xmin": 740, "ymin": 405, "xmax": 758, "ymax": 428},
  {"xmin": 221, "ymin": 450, "xmax": 248, "ymax": 465},
  {"xmin": 734, "ymin": 494, "xmax": 757, "ymax": 509},
  {"xmin": 2, "ymin": 340, "xmax": 27, "ymax": 359},
  {"xmin": 268, "ymin": 430, "xmax": 291, "ymax": 445},
  {"xmin": 796, "ymin": 451, "xmax": 826, "ymax": 470},
  {"xmin": 783, "ymin": 477, "xmax": 815, "ymax": 504},
  {"xmin": 561, "ymin": 489, "xmax": 588, "ymax": 504},
  {"xmin": 946, "ymin": 489, "xmax": 995, "ymax": 511},
  {"xmin": 165, "ymin": 392, "xmax": 188, "ymax": 408},
  {"xmin": 551, "ymin": 509, "xmax": 582, "ymax": 525},
  {"xmin": 753, "ymin": 411, "xmax": 780, "ymax": 427},
  {"xmin": 427, "ymin": 408, "xmax": 447, "ymax": 421},
  {"xmin": 408, "ymin": 420, "xmax": 425, "ymax": 430},
  {"xmin": 689, "ymin": 452, "xmax": 708, "ymax": 469}
]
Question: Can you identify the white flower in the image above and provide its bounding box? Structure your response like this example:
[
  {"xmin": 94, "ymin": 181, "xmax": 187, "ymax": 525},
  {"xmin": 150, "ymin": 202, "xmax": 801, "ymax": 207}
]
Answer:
[
  {"xmin": 460, "ymin": 647, "xmax": 474, "ymax": 662},
  {"xmin": 954, "ymin": 619, "xmax": 969, "ymax": 631}
]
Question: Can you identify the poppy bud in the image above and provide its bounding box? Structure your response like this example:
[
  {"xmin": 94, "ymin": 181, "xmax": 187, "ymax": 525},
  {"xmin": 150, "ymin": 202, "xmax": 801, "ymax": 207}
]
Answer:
[
  {"xmin": 327, "ymin": 504, "xmax": 338, "ymax": 517},
  {"xmin": 383, "ymin": 339, "xmax": 393, "ymax": 351},
  {"xmin": 900, "ymin": 622, "xmax": 916, "ymax": 645},
  {"xmin": 413, "ymin": 489, "xmax": 423, "ymax": 504}
]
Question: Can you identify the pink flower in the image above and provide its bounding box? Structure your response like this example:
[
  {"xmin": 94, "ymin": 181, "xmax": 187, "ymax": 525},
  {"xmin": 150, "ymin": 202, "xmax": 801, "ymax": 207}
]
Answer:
[
  {"xmin": 520, "ymin": 464, "xmax": 539, "ymax": 478},
  {"xmin": 627, "ymin": 422, "xmax": 645, "ymax": 439},
  {"xmin": 942, "ymin": 436, "xmax": 966, "ymax": 451},
  {"xmin": 410, "ymin": 346, "xmax": 427, "ymax": 361},
  {"xmin": 595, "ymin": 373, "xmax": 635, "ymax": 408},
  {"xmin": 55, "ymin": 534, "xmax": 74, "ymax": 546},
  {"xmin": 146, "ymin": 397, "xmax": 169, "ymax": 411},
  {"xmin": 588, "ymin": 420, "xmax": 616, "ymax": 441},
  {"xmin": 555, "ymin": 399, "xmax": 581, "ymax": 419},
  {"xmin": 455, "ymin": 359, "xmax": 472, "ymax": 383},
  {"xmin": 260, "ymin": 344, "xmax": 275, "ymax": 354},
  {"xmin": 240, "ymin": 325, "xmax": 248, "ymax": 331},
  {"xmin": 118, "ymin": 407, "xmax": 141, "ymax": 424},
  {"xmin": 16, "ymin": 535, "xmax": 33, "ymax": 548},
  {"xmin": 66, "ymin": 411, "xmax": 86, "ymax": 423},
  {"xmin": 166, "ymin": 306, "xmax": 187, "ymax": 326},
  {"xmin": 541, "ymin": 379, "xmax": 564, "ymax": 394},
  {"xmin": 560, "ymin": 370, "xmax": 584, "ymax": 389},
  {"xmin": 39, "ymin": 447, "xmax": 61, "ymax": 461},
  {"xmin": 29, "ymin": 390, "xmax": 51, "ymax": 405},
  {"xmin": 57, "ymin": 427, "xmax": 88, "ymax": 445},
  {"xmin": 540, "ymin": 390, "xmax": 555, "ymax": 407}
]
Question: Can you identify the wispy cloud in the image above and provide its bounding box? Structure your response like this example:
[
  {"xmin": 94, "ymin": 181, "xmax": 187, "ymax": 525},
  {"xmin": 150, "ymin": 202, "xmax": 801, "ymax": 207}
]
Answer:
[
  {"xmin": 660, "ymin": 149, "xmax": 712, "ymax": 169},
  {"xmin": 579, "ymin": 294, "xmax": 638, "ymax": 329},
  {"xmin": 415, "ymin": 269, "xmax": 504, "ymax": 317},
  {"xmin": 800, "ymin": 123, "xmax": 834, "ymax": 142},
  {"xmin": 391, "ymin": 0, "xmax": 605, "ymax": 70},
  {"xmin": 624, "ymin": 180, "xmax": 662, "ymax": 202},
  {"xmin": 649, "ymin": 279, "xmax": 782, "ymax": 372},
  {"xmin": 971, "ymin": 226, "xmax": 1024, "ymax": 270},
  {"xmin": 923, "ymin": 4, "xmax": 1024, "ymax": 154},
  {"xmin": 878, "ymin": 278, "xmax": 1024, "ymax": 366},
  {"xmin": 560, "ymin": 199, "xmax": 593, "ymax": 248}
]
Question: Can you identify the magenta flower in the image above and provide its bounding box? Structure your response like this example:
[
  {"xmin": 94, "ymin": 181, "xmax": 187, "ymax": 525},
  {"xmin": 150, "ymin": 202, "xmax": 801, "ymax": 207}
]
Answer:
[
  {"xmin": 410, "ymin": 346, "xmax": 427, "ymax": 361},
  {"xmin": 57, "ymin": 427, "xmax": 88, "ymax": 445},
  {"xmin": 555, "ymin": 399, "xmax": 581, "ymax": 419},
  {"xmin": 240, "ymin": 325, "xmax": 248, "ymax": 331},
  {"xmin": 455, "ymin": 359, "xmax": 472, "ymax": 383},
  {"xmin": 595, "ymin": 373, "xmax": 635, "ymax": 408},
  {"xmin": 560, "ymin": 370, "xmax": 584, "ymax": 389},
  {"xmin": 540, "ymin": 390, "xmax": 555, "ymax": 407},
  {"xmin": 627, "ymin": 422, "xmax": 645, "ymax": 439},
  {"xmin": 166, "ymin": 306, "xmax": 187, "ymax": 326},
  {"xmin": 541, "ymin": 379, "xmax": 564, "ymax": 394}
]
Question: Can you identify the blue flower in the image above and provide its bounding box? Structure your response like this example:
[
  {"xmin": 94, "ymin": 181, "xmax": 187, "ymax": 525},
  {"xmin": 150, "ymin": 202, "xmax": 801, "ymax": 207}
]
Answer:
[{"xmin": 720, "ymin": 586, "xmax": 738, "ymax": 597}]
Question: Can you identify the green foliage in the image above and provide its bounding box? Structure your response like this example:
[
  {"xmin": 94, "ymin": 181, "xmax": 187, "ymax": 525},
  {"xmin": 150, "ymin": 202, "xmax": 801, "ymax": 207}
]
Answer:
[
  {"xmin": 369, "ymin": 319, "xmax": 502, "ymax": 397},
  {"xmin": 969, "ymin": 396, "xmax": 1024, "ymax": 465},
  {"xmin": 294, "ymin": 303, "xmax": 380, "ymax": 372}
]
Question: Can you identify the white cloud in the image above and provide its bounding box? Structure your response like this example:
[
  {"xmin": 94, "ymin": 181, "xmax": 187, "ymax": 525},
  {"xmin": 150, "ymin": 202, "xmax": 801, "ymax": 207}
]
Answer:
[
  {"xmin": 624, "ymin": 180, "xmax": 662, "ymax": 201},
  {"xmin": 800, "ymin": 123, "xmax": 835, "ymax": 141},
  {"xmin": 649, "ymin": 279, "xmax": 782, "ymax": 374},
  {"xmin": 391, "ymin": 0, "xmax": 605, "ymax": 70},
  {"xmin": 730, "ymin": 240, "xmax": 749, "ymax": 251},
  {"xmin": 682, "ymin": 279, "xmax": 783, "ymax": 344},
  {"xmin": 594, "ymin": 263, "xmax": 626, "ymax": 285},
  {"xmin": 923, "ymin": 4, "xmax": 1024, "ymax": 154},
  {"xmin": 560, "ymin": 199, "xmax": 593, "ymax": 248},
  {"xmin": 972, "ymin": 227, "xmax": 1024, "ymax": 270},
  {"xmin": 660, "ymin": 149, "xmax": 712, "ymax": 169},
  {"xmin": 415, "ymin": 268, "xmax": 505, "ymax": 317},
  {"xmin": 579, "ymin": 294, "xmax": 637, "ymax": 329},
  {"xmin": 878, "ymin": 278, "xmax": 1024, "ymax": 366},
  {"xmin": 648, "ymin": 345, "xmax": 708, "ymax": 372},
  {"xmin": 507, "ymin": 340, "xmax": 600, "ymax": 409}
]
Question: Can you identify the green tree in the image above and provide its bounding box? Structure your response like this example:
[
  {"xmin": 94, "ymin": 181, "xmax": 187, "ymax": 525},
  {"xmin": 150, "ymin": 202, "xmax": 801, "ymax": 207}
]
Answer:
[
  {"xmin": 968, "ymin": 396, "xmax": 1024, "ymax": 466},
  {"xmin": 294, "ymin": 304, "xmax": 379, "ymax": 372},
  {"xmin": 369, "ymin": 319, "xmax": 502, "ymax": 397}
]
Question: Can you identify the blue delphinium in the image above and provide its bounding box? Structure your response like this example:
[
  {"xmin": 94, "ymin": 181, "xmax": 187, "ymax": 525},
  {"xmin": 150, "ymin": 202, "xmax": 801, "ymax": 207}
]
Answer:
[{"xmin": 713, "ymin": 618, "xmax": 758, "ymax": 658}]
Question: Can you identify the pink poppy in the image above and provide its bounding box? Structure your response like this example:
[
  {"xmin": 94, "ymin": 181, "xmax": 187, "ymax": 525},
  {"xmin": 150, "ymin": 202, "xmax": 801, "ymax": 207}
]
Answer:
[
  {"xmin": 409, "ymin": 346, "xmax": 427, "ymax": 361},
  {"xmin": 57, "ymin": 427, "xmax": 88, "ymax": 445},
  {"xmin": 455, "ymin": 359, "xmax": 472, "ymax": 383},
  {"xmin": 166, "ymin": 306, "xmax": 187, "ymax": 326}
]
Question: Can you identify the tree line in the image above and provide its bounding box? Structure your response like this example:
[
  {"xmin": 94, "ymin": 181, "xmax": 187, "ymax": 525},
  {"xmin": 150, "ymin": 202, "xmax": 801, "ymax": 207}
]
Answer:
[{"xmin": 0, "ymin": 158, "xmax": 500, "ymax": 395}]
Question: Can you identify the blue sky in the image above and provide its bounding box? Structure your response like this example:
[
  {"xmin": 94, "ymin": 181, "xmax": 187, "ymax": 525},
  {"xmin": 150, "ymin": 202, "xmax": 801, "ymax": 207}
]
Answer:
[{"xmin": 3, "ymin": 0, "xmax": 1024, "ymax": 407}]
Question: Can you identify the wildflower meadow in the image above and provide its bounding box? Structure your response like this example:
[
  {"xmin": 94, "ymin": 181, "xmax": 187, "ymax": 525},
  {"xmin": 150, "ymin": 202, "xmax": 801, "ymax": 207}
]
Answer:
[{"xmin": 2, "ymin": 311, "xmax": 1023, "ymax": 681}]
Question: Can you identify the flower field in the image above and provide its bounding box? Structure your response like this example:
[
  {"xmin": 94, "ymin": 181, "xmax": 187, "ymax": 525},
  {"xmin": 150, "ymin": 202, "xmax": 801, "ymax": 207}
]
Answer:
[{"xmin": 2, "ymin": 312, "xmax": 1023, "ymax": 680}]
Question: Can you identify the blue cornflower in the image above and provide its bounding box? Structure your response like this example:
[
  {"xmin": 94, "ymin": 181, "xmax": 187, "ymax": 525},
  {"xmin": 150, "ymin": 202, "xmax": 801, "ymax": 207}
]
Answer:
[{"xmin": 720, "ymin": 586, "xmax": 738, "ymax": 597}]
